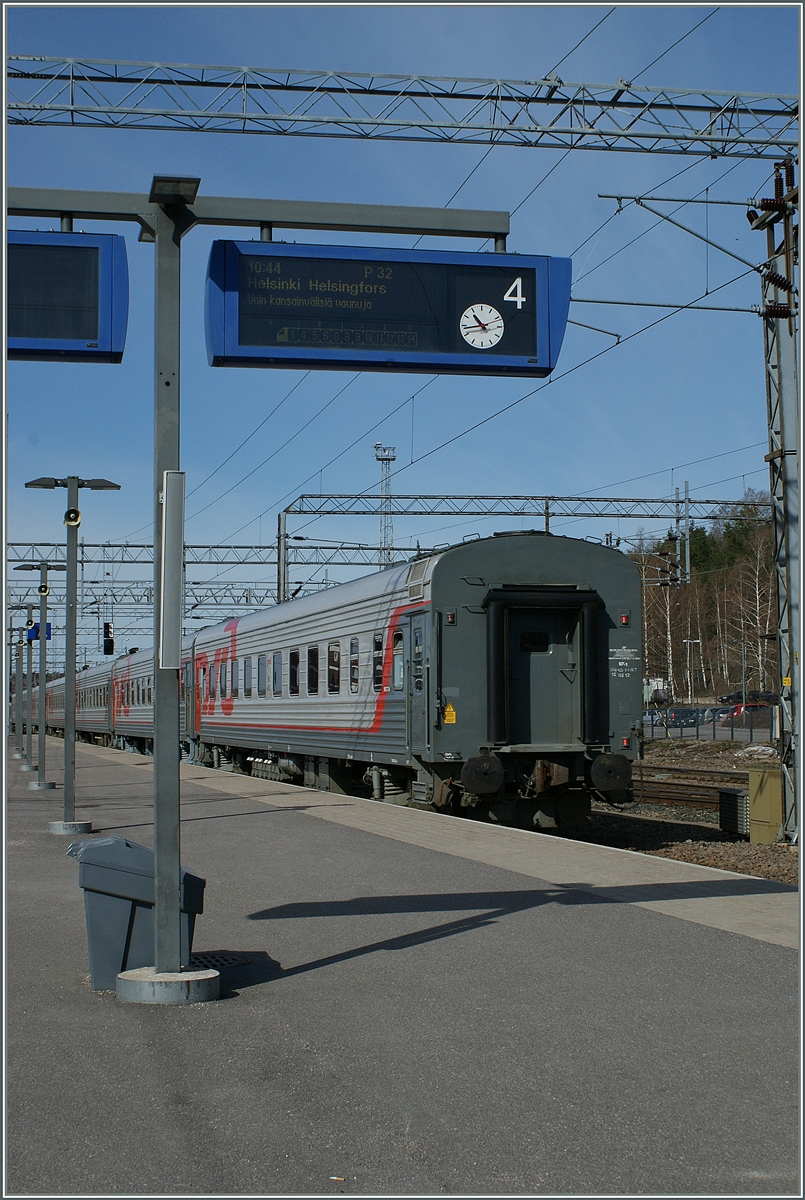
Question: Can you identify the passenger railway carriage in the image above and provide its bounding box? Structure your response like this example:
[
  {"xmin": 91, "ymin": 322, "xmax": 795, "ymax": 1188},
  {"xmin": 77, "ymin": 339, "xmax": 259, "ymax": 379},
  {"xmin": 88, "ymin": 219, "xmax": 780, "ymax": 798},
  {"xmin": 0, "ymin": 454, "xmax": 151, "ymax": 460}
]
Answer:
[{"xmin": 36, "ymin": 531, "xmax": 642, "ymax": 828}]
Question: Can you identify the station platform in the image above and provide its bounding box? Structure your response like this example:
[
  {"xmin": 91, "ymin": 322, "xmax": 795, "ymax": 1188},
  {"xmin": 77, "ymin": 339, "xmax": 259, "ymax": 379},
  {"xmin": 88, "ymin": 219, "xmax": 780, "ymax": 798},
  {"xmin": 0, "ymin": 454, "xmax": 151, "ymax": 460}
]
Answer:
[{"xmin": 6, "ymin": 737, "xmax": 800, "ymax": 1196}]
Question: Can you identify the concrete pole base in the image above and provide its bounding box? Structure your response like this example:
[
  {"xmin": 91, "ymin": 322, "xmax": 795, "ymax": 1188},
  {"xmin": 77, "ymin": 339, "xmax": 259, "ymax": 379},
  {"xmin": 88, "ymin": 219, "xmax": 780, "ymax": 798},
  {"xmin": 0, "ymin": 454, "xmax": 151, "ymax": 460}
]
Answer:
[
  {"xmin": 19, "ymin": 763, "xmax": 36, "ymax": 772},
  {"xmin": 27, "ymin": 780, "xmax": 56, "ymax": 790},
  {"xmin": 116, "ymin": 966, "xmax": 220, "ymax": 1005},
  {"xmin": 48, "ymin": 820, "xmax": 92, "ymax": 835}
]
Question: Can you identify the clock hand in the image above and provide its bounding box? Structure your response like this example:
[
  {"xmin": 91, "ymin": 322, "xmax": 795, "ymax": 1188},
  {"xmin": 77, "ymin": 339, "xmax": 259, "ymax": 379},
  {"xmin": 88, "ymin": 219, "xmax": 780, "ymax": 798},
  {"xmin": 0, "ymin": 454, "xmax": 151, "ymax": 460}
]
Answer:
[{"xmin": 471, "ymin": 309, "xmax": 488, "ymax": 329}]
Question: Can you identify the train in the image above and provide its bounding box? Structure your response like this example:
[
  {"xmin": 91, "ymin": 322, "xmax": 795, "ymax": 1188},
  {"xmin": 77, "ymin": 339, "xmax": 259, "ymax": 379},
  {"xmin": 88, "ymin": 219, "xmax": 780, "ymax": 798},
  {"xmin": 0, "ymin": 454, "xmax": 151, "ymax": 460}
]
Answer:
[{"xmin": 29, "ymin": 530, "xmax": 643, "ymax": 829}]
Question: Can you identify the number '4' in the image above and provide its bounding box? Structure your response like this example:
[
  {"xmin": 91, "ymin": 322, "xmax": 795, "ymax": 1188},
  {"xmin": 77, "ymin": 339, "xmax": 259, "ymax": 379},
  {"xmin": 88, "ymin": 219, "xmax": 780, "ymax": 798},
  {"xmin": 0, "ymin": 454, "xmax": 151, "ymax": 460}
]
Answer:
[{"xmin": 503, "ymin": 277, "xmax": 526, "ymax": 309}]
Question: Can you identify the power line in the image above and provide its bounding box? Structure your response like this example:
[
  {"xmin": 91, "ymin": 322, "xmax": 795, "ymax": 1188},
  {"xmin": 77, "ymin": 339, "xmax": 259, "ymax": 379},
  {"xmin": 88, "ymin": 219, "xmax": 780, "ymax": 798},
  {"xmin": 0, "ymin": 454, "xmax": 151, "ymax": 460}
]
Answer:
[
  {"xmin": 631, "ymin": 9, "xmax": 721, "ymax": 83},
  {"xmin": 184, "ymin": 374, "xmax": 361, "ymax": 523},
  {"xmin": 370, "ymin": 268, "xmax": 755, "ymax": 493},
  {"xmin": 543, "ymin": 8, "xmax": 617, "ymax": 77},
  {"xmin": 208, "ymin": 376, "xmax": 440, "ymax": 555},
  {"xmin": 187, "ymin": 371, "xmax": 311, "ymax": 498},
  {"xmin": 578, "ymin": 442, "xmax": 766, "ymax": 496},
  {"xmin": 276, "ymin": 267, "xmax": 758, "ymax": 581},
  {"xmin": 413, "ymin": 10, "xmax": 615, "ymax": 250},
  {"xmin": 574, "ymin": 154, "xmax": 748, "ymax": 283}
]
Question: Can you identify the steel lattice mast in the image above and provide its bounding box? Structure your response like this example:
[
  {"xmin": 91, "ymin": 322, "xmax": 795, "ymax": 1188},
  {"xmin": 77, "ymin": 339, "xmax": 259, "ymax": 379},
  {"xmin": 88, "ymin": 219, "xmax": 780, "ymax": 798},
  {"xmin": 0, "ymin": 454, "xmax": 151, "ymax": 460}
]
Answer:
[
  {"xmin": 6, "ymin": 57, "xmax": 798, "ymax": 158},
  {"xmin": 749, "ymin": 164, "xmax": 799, "ymax": 840},
  {"xmin": 374, "ymin": 445, "xmax": 397, "ymax": 568}
]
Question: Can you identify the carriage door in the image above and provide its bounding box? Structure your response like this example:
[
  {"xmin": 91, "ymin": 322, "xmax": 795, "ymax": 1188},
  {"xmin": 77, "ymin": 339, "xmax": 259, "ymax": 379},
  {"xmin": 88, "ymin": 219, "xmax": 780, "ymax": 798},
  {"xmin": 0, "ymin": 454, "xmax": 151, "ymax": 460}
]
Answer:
[
  {"xmin": 408, "ymin": 614, "xmax": 430, "ymax": 753},
  {"xmin": 506, "ymin": 608, "xmax": 579, "ymax": 745}
]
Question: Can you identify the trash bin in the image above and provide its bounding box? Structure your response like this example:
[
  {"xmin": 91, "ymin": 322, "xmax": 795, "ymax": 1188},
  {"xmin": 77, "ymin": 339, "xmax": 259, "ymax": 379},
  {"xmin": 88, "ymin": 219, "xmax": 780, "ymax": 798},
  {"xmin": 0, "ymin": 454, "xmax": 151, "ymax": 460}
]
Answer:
[{"xmin": 67, "ymin": 835, "xmax": 205, "ymax": 990}]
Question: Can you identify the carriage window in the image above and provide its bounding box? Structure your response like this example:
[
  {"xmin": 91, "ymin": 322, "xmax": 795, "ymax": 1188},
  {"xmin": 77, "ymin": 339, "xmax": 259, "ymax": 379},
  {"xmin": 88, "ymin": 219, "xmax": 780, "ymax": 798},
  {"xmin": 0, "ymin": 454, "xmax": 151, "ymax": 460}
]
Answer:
[
  {"xmin": 210, "ymin": 664, "xmax": 216, "ymax": 699},
  {"xmin": 136, "ymin": 681, "xmax": 141, "ymax": 706},
  {"xmin": 272, "ymin": 652, "xmax": 282, "ymax": 697},
  {"xmin": 243, "ymin": 656, "xmax": 252, "ymax": 697},
  {"xmin": 220, "ymin": 661, "xmax": 227, "ymax": 699},
  {"xmin": 231, "ymin": 658, "xmax": 239, "ymax": 699},
  {"xmin": 199, "ymin": 666, "xmax": 207, "ymax": 702},
  {"xmin": 307, "ymin": 645, "xmax": 319, "ymax": 695},
  {"xmin": 147, "ymin": 679, "xmax": 152, "ymax": 704},
  {"xmin": 392, "ymin": 631, "xmax": 404, "ymax": 691},
  {"xmin": 289, "ymin": 649, "xmax": 300, "ymax": 695},
  {"xmin": 328, "ymin": 643, "xmax": 340, "ymax": 694},
  {"xmin": 372, "ymin": 634, "xmax": 384, "ymax": 691},
  {"xmin": 520, "ymin": 632, "xmax": 550, "ymax": 654},
  {"xmin": 257, "ymin": 655, "xmax": 267, "ymax": 697},
  {"xmin": 349, "ymin": 638, "xmax": 359, "ymax": 693}
]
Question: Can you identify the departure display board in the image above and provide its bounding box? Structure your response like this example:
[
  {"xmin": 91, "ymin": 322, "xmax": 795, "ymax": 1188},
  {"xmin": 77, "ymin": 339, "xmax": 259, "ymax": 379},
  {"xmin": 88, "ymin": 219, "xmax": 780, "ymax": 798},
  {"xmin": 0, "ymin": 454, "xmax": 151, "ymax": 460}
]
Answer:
[
  {"xmin": 7, "ymin": 231, "xmax": 129, "ymax": 363},
  {"xmin": 207, "ymin": 242, "xmax": 571, "ymax": 377}
]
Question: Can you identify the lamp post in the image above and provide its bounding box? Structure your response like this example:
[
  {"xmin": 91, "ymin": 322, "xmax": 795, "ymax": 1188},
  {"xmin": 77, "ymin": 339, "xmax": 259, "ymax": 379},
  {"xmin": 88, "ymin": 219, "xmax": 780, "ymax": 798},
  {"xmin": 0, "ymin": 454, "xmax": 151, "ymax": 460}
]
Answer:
[
  {"xmin": 13, "ymin": 561, "xmax": 67, "ymax": 789},
  {"xmin": 21, "ymin": 605, "xmax": 35, "ymax": 772},
  {"xmin": 7, "ymin": 604, "xmax": 28, "ymax": 759},
  {"xmin": 14, "ymin": 632, "xmax": 25, "ymax": 758},
  {"xmin": 149, "ymin": 175, "xmax": 198, "ymax": 979},
  {"xmin": 682, "ymin": 639, "xmax": 701, "ymax": 707},
  {"xmin": 25, "ymin": 477, "xmax": 120, "ymax": 832}
]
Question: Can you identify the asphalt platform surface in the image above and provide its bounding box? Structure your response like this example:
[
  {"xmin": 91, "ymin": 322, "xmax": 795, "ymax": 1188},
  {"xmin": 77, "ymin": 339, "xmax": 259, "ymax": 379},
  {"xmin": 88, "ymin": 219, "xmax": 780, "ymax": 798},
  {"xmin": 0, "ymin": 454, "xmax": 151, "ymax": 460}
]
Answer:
[{"xmin": 6, "ymin": 737, "xmax": 800, "ymax": 1197}]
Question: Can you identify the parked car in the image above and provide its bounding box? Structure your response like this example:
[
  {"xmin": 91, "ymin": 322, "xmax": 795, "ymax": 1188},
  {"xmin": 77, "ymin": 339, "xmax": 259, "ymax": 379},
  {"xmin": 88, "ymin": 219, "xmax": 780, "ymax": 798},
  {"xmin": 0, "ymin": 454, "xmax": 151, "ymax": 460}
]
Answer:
[
  {"xmin": 719, "ymin": 703, "xmax": 772, "ymax": 726},
  {"xmin": 701, "ymin": 706, "xmax": 732, "ymax": 724},
  {"xmin": 642, "ymin": 710, "xmax": 664, "ymax": 727},
  {"xmin": 717, "ymin": 690, "xmax": 779, "ymax": 705},
  {"xmin": 664, "ymin": 707, "xmax": 699, "ymax": 728}
]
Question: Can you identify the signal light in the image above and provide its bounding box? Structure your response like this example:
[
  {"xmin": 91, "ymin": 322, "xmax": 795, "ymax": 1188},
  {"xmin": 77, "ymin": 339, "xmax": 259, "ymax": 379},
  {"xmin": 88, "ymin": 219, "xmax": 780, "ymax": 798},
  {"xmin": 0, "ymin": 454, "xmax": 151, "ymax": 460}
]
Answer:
[
  {"xmin": 64, "ymin": 508, "xmax": 81, "ymax": 527},
  {"xmin": 103, "ymin": 622, "xmax": 114, "ymax": 655}
]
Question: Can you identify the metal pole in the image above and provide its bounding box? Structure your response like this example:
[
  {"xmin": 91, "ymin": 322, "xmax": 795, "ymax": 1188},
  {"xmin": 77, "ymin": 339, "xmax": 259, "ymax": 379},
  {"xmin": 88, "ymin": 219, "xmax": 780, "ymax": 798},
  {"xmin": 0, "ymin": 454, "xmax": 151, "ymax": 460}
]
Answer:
[
  {"xmin": 35, "ymin": 563, "xmax": 54, "ymax": 788},
  {"xmin": 24, "ymin": 606, "xmax": 34, "ymax": 771},
  {"xmin": 63, "ymin": 477, "xmax": 79, "ymax": 821},
  {"xmin": 14, "ymin": 635, "xmax": 24, "ymax": 756},
  {"xmin": 277, "ymin": 510, "xmax": 287, "ymax": 604},
  {"xmin": 684, "ymin": 480, "xmax": 690, "ymax": 584},
  {"xmin": 153, "ymin": 202, "xmax": 184, "ymax": 974}
]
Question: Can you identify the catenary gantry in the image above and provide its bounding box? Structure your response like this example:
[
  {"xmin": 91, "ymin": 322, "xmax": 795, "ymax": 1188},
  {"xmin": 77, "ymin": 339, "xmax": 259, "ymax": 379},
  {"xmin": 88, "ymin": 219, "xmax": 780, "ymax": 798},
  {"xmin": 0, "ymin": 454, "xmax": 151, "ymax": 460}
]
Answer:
[{"xmin": 7, "ymin": 57, "xmax": 797, "ymax": 158}]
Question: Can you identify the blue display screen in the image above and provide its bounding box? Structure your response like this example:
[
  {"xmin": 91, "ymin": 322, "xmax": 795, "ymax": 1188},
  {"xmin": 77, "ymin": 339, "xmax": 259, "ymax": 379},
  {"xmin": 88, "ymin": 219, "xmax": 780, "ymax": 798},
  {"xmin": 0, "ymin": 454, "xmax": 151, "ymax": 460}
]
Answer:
[
  {"xmin": 7, "ymin": 231, "xmax": 129, "ymax": 363},
  {"xmin": 207, "ymin": 242, "xmax": 571, "ymax": 378}
]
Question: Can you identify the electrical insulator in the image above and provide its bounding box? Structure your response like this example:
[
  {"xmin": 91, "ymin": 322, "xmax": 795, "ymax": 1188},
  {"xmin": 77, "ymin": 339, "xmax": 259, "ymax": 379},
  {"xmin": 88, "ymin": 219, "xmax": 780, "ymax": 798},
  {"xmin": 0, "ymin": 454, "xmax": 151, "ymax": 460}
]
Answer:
[
  {"xmin": 774, "ymin": 169, "xmax": 784, "ymax": 200},
  {"xmin": 765, "ymin": 304, "xmax": 791, "ymax": 319},
  {"xmin": 784, "ymin": 160, "xmax": 795, "ymax": 191},
  {"xmin": 764, "ymin": 270, "xmax": 794, "ymax": 293}
]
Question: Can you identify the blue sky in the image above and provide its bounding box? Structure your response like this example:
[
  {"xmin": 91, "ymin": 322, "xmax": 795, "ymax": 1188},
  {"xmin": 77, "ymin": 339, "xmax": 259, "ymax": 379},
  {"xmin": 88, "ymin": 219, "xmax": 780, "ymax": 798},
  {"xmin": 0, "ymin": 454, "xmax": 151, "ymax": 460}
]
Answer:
[{"xmin": 6, "ymin": 4, "xmax": 800, "ymax": 624}]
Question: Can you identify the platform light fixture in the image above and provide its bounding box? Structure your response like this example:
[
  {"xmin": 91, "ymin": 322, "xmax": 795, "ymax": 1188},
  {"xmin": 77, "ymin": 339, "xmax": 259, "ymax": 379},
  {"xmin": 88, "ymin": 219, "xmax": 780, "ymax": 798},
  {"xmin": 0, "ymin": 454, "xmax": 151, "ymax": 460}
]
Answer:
[
  {"xmin": 149, "ymin": 176, "xmax": 200, "ymax": 206},
  {"xmin": 24, "ymin": 475, "xmax": 120, "ymax": 832}
]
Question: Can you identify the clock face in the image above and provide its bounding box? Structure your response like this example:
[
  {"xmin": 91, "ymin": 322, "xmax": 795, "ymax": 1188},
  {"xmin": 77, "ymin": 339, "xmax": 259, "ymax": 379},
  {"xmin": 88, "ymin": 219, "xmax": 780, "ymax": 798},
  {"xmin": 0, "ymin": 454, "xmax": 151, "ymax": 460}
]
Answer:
[{"xmin": 459, "ymin": 304, "xmax": 505, "ymax": 349}]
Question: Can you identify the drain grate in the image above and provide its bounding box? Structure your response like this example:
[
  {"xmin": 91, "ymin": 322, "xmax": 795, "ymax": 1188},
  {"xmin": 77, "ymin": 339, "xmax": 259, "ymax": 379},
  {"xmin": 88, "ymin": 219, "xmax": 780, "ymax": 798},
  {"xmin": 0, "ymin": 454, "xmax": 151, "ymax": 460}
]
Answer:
[{"xmin": 190, "ymin": 952, "xmax": 251, "ymax": 970}]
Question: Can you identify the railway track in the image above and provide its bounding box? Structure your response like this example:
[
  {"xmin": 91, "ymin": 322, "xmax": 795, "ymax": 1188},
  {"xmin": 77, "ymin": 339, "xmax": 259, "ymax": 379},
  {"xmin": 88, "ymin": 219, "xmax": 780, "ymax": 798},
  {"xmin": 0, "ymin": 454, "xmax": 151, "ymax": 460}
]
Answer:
[{"xmin": 631, "ymin": 767, "xmax": 749, "ymax": 811}]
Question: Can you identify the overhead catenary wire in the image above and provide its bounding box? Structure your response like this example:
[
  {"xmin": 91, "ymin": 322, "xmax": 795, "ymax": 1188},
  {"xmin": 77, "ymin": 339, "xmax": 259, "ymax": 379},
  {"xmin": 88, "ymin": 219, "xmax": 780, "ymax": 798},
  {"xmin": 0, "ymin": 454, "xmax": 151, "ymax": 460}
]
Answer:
[
  {"xmin": 542, "ymin": 7, "xmax": 617, "ymax": 77},
  {"xmin": 413, "ymin": 10, "xmax": 616, "ymax": 251},
  {"xmin": 185, "ymin": 374, "xmax": 362, "ymax": 525},
  {"xmin": 187, "ymin": 371, "xmax": 311, "ymax": 499},
  {"xmin": 574, "ymin": 155, "xmax": 748, "ymax": 284},
  {"xmin": 629, "ymin": 8, "xmax": 721, "ymax": 82},
  {"xmin": 270, "ymin": 266, "xmax": 758, "ymax": 590}
]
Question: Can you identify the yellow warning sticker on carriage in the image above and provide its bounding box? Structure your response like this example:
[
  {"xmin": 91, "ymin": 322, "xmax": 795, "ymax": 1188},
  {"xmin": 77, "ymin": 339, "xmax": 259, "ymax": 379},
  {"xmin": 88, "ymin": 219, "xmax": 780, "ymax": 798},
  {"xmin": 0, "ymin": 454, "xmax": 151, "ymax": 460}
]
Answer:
[
  {"xmin": 783, "ymin": 676, "xmax": 792, "ymax": 686},
  {"xmin": 444, "ymin": 703, "xmax": 456, "ymax": 724}
]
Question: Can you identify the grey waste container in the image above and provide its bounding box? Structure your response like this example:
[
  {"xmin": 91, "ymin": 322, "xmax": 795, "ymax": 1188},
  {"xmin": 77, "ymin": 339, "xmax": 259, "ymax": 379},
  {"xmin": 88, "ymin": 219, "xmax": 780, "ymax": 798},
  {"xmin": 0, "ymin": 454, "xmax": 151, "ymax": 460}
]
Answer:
[{"xmin": 67, "ymin": 835, "xmax": 205, "ymax": 991}]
